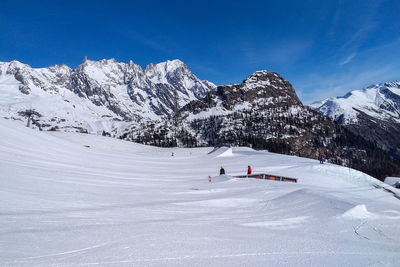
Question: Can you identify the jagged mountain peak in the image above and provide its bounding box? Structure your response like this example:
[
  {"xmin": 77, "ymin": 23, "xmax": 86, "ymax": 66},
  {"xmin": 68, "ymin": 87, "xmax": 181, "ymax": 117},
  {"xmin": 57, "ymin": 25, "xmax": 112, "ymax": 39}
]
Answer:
[
  {"xmin": 240, "ymin": 70, "xmax": 292, "ymax": 92},
  {"xmin": 244, "ymin": 70, "xmax": 272, "ymax": 80},
  {"xmin": 0, "ymin": 60, "xmax": 30, "ymax": 75},
  {"xmin": 85, "ymin": 57, "xmax": 117, "ymax": 64},
  {"xmin": 7, "ymin": 60, "xmax": 28, "ymax": 68},
  {"xmin": 77, "ymin": 57, "xmax": 140, "ymax": 70},
  {"xmin": 143, "ymin": 59, "xmax": 216, "ymax": 100},
  {"xmin": 180, "ymin": 69, "xmax": 302, "ymax": 116},
  {"xmin": 243, "ymin": 70, "xmax": 280, "ymax": 81},
  {"xmin": 224, "ymin": 70, "xmax": 303, "ymax": 107},
  {"xmin": 144, "ymin": 59, "xmax": 190, "ymax": 83},
  {"xmin": 145, "ymin": 59, "xmax": 186, "ymax": 72},
  {"xmin": 1, "ymin": 60, "xmax": 71, "ymax": 78},
  {"xmin": 0, "ymin": 57, "xmax": 217, "ymax": 128},
  {"xmin": 159, "ymin": 59, "xmax": 186, "ymax": 71},
  {"xmin": 48, "ymin": 64, "xmax": 71, "ymax": 71},
  {"xmin": 73, "ymin": 57, "xmax": 143, "ymax": 89}
]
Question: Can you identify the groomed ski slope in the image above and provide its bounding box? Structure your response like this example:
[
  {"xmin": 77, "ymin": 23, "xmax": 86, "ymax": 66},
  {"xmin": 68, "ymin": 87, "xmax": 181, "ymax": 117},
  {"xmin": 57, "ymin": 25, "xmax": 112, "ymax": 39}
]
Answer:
[{"xmin": 1, "ymin": 118, "xmax": 399, "ymax": 267}]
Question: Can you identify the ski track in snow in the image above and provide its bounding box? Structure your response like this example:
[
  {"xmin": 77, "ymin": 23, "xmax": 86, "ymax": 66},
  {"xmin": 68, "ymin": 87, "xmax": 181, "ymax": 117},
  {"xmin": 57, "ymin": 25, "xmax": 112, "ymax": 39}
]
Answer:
[{"xmin": 1, "ymin": 118, "xmax": 400, "ymax": 266}]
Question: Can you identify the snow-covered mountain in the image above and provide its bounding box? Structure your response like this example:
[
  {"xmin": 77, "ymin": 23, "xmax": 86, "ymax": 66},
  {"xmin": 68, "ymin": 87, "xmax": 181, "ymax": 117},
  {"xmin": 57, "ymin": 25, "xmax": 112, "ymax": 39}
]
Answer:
[
  {"xmin": 0, "ymin": 58, "xmax": 216, "ymax": 134},
  {"xmin": 1, "ymin": 62, "xmax": 399, "ymax": 180},
  {"xmin": 310, "ymin": 82, "xmax": 400, "ymax": 158},
  {"xmin": 310, "ymin": 82, "xmax": 400, "ymax": 124}
]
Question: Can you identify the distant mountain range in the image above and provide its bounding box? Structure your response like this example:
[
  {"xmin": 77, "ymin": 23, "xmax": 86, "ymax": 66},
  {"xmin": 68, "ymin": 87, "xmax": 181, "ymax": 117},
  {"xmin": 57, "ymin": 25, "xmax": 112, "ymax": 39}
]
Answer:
[
  {"xmin": 0, "ymin": 58, "xmax": 215, "ymax": 134},
  {"xmin": 310, "ymin": 82, "xmax": 400, "ymax": 159},
  {"xmin": 0, "ymin": 58, "xmax": 399, "ymax": 180}
]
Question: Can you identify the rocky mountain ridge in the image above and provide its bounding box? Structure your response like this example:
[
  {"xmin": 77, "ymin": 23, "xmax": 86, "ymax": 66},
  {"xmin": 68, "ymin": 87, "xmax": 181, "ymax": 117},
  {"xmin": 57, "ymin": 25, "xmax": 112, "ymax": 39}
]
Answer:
[
  {"xmin": 0, "ymin": 58, "xmax": 215, "ymax": 134},
  {"xmin": 1, "ymin": 59, "xmax": 399, "ymax": 180}
]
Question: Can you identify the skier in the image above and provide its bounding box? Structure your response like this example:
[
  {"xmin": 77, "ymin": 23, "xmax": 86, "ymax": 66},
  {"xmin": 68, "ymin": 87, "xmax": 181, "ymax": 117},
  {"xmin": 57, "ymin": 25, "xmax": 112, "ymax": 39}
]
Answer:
[
  {"xmin": 319, "ymin": 152, "xmax": 324, "ymax": 164},
  {"xmin": 247, "ymin": 165, "xmax": 252, "ymax": 175},
  {"xmin": 220, "ymin": 166, "xmax": 225, "ymax": 175}
]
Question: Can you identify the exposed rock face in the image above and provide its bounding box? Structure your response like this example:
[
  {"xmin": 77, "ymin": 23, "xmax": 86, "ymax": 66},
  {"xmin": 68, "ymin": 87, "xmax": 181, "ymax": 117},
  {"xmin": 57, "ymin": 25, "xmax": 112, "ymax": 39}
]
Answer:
[
  {"xmin": 180, "ymin": 71, "xmax": 302, "ymax": 114},
  {"xmin": 218, "ymin": 70, "xmax": 302, "ymax": 109},
  {"xmin": 344, "ymin": 110, "xmax": 400, "ymax": 157},
  {"xmin": 310, "ymin": 82, "xmax": 400, "ymax": 159},
  {"xmin": 0, "ymin": 58, "xmax": 216, "ymax": 130},
  {"xmin": 144, "ymin": 60, "xmax": 213, "ymax": 99}
]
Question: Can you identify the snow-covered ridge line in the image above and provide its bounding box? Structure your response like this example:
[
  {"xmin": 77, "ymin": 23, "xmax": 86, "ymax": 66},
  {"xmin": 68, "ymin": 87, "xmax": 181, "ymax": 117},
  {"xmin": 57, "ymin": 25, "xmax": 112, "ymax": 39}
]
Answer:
[
  {"xmin": 0, "ymin": 57, "xmax": 217, "ymax": 134},
  {"xmin": 310, "ymin": 81, "xmax": 400, "ymax": 124}
]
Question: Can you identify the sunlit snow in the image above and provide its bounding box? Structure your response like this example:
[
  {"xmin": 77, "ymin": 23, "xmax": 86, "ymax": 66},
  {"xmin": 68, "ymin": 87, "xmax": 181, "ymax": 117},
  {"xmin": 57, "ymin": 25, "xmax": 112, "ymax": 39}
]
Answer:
[{"xmin": 1, "ymin": 118, "xmax": 399, "ymax": 266}]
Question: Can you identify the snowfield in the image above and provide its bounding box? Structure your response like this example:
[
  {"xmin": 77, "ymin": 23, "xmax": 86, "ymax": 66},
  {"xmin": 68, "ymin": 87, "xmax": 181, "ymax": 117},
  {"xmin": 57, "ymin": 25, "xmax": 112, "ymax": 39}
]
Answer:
[{"xmin": 1, "ymin": 118, "xmax": 399, "ymax": 266}]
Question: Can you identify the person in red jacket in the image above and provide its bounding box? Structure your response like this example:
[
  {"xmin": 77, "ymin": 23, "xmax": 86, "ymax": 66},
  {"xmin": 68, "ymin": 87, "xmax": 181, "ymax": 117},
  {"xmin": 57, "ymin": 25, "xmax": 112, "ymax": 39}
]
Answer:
[{"xmin": 247, "ymin": 165, "xmax": 252, "ymax": 175}]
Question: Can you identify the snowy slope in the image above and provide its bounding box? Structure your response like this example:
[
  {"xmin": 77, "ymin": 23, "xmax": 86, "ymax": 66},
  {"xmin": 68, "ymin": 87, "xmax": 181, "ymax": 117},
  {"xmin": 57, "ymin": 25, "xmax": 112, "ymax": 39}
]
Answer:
[
  {"xmin": 310, "ymin": 81, "xmax": 400, "ymax": 124},
  {"xmin": 1, "ymin": 118, "xmax": 399, "ymax": 266}
]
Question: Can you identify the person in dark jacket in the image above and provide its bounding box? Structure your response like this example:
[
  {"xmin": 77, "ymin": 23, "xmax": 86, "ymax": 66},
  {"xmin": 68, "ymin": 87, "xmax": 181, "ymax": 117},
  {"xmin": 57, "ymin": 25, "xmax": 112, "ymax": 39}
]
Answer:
[
  {"xmin": 220, "ymin": 166, "xmax": 225, "ymax": 175},
  {"xmin": 247, "ymin": 165, "xmax": 252, "ymax": 175},
  {"xmin": 318, "ymin": 152, "xmax": 324, "ymax": 164}
]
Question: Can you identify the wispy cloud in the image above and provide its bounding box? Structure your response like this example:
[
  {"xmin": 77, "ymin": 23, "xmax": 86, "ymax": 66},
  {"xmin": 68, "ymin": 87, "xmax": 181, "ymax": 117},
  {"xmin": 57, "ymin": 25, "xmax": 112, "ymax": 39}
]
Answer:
[
  {"xmin": 299, "ymin": 65, "xmax": 400, "ymax": 105},
  {"xmin": 333, "ymin": 0, "xmax": 383, "ymax": 66},
  {"xmin": 339, "ymin": 52, "xmax": 356, "ymax": 65},
  {"xmin": 340, "ymin": 23, "xmax": 378, "ymax": 51},
  {"xmin": 298, "ymin": 36, "xmax": 400, "ymax": 104},
  {"xmin": 335, "ymin": 21, "xmax": 378, "ymax": 66}
]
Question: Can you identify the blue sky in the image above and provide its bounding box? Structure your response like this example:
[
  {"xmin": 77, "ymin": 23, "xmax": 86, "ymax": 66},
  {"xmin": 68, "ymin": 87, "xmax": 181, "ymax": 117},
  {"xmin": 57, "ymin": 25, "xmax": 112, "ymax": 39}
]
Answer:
[{"xmin": 1, "ymin": 0, "xmax": 399, "ymax": 103}]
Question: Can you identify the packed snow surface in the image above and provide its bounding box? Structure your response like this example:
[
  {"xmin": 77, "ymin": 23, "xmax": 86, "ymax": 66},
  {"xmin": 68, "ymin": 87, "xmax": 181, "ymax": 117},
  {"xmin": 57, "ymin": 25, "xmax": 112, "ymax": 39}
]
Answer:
[
  {"xmin": 1, "ymin": 118, "xmax": 399, "ymax": 266},
  {"xmin": 384, "ymin": 177, "xmax": 400, "ymax": 187}
]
